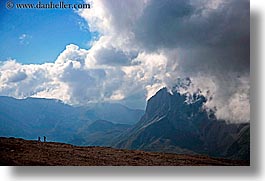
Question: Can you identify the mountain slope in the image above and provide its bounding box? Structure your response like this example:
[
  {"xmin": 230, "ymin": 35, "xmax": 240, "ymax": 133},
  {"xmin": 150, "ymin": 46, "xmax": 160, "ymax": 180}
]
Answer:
[
  {"xmin": 0, "ymin": 137, "xmax": 249, "ymax": 166},
  {"xmin": 83, "ymin": 103, "xmax": 144, "ymax": 125},
  {"xmin": 69, "ymin": 120, "xmax": 132, "ymax": 146},
  {"xmin": 115, "ymin": 88, "xmax": 250, "ymax": 160}
]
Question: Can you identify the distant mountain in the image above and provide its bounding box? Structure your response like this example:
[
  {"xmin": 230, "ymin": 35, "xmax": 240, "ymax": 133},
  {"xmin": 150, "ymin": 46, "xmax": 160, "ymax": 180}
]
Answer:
[
  {"xmin": 81, "ymin": 103, "xmax": 144, "ymax": 125},
  {"xmin": 69, "ymin": 120, "xmax": 132, "ymax": 146},
  {"xmin": 0, "ymin": 96, "xmax": 143, "ymax": 144},
  {"xmin": 0, "ymin": 96, "xmax": 81, "ymax": 142},
  {"xmin": 115, "ymin": 87, "xmax": 250, "ymax": 160}
]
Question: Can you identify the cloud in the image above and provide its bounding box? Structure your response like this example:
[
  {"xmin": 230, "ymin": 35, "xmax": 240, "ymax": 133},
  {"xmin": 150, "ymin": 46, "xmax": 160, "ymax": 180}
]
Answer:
[
  {"xmin": 19, "ymin": 34, "xmax": 32, "ymax": 45},
  {"xmin": 0, "ymin": 60, "xmax": 51, "ymax": 98},
  {"xmin": 79, "ymin": 0, "xmax": 250, "ymax": 122},
  {"xmin": 182, "ymin": 74, "xmax": 250, "ymax": 123},
  {"xmin": 5, "ymin": 71, "xmax": 27, "ymax": 83},
  {"xmin": 93, "ymin": 46, "xmax": 137, "ymax": 66},
  {"xmin": 0, "ymin": 0, "xmax": 250, "ymax": 122},
  {"xmin": 0, "ymin": 61, "xmax": 26, "ymax": 83}
]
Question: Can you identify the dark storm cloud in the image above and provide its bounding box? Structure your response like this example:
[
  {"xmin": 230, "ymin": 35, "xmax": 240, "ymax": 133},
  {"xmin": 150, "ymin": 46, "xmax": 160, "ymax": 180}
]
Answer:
[{"xmin": 133, "ymin": 0, "xmax": 249, "ymax": 74}]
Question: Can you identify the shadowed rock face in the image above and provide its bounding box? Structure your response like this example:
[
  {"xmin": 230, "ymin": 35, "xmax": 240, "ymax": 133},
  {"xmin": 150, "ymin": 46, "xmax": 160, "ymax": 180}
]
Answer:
[
  {"xmin": 115, "ymin": 88, "xmax": 250, "ymax": 160},
  {"xmin": 0, "ymin": 137, "xmax": 249, "ymax": 166}
]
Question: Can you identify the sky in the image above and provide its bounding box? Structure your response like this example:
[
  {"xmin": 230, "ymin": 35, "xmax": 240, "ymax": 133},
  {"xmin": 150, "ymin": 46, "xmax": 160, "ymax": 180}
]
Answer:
[
  {"xmin": 0, "ymin": 0, "xmax": 250, "ymax": 123},
  {"xmin": 0, "ymin": 0, "xmax": 95, "ymax": 64}
]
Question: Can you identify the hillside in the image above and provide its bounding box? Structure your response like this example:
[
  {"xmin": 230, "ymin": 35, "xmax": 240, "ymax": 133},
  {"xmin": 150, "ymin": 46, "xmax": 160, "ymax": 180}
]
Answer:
[
  {"xmin": 70, "ymin": 120, "xmax": 132, "ymax": 146},
  {"xmin": 0, "ymin": 137, "xmax": 249, "ymax": 166}
]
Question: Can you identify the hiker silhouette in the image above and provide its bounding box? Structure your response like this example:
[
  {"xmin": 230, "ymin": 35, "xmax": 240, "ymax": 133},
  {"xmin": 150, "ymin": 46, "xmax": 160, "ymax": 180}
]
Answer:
[
  {"xmin": 38, "ymin": 136, "xmax": 41, "ymax": 142},
  {"xmin": 44, "ymin": 136, "xmax": 46, "ymax": 142}
]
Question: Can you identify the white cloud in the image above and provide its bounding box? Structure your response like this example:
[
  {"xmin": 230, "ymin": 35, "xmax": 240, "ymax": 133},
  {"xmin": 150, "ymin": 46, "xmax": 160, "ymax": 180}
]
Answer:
[
  {"xmin": 19, "ymin": 34, "xmax": 32, "ymax": 45},
  {"xmin": 187, "ymin": 75, "xmax": 250, "ymax": 123}
]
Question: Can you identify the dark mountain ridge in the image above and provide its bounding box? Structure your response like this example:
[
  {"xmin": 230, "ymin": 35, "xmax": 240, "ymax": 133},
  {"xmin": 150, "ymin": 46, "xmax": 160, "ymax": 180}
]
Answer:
[{"xmin": 115, "ymin": 87, "xmax": 250, "ymax": 160}]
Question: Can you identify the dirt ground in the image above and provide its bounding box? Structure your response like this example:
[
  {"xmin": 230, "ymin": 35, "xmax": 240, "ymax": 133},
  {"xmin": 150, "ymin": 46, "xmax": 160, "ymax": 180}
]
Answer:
[{"xmin": 0, "ymin": 137, "xmax": 249, "ymax": 166}]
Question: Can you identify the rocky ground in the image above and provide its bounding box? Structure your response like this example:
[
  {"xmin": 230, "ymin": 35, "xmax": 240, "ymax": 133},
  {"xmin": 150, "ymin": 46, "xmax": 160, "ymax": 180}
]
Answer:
[{"xmin": 0, "ymin": 137, "xmax": 249, "ymax": 166}]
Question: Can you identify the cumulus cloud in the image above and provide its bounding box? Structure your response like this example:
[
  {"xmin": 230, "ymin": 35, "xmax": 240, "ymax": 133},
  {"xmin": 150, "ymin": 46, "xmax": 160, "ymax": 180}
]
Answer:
[
  {"xmin": 79, "ymin": 0, "xmax": 250, "ymax": 122},
  {"xmin": 0, "ymin": 61, "xmax": 27, "ymax": 83},
  {"xmin": 0, "ymin": 0, "xmax": 250, "ymax": 122}
]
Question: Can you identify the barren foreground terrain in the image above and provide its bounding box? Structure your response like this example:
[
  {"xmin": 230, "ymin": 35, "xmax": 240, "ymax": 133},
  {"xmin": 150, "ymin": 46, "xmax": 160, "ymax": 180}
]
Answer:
[{"xmin": 0, "ymin": 137, "xmax": 249, "ymax": 166}]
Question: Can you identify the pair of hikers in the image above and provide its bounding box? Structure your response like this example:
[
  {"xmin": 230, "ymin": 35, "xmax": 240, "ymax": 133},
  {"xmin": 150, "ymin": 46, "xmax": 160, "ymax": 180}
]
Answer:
[{"xmin": 38, "ymin": 136, "xmax": 46, "ymax": 142}]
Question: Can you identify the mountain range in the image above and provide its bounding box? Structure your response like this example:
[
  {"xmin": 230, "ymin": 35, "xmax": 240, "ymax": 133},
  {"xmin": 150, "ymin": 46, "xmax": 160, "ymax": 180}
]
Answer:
[
  {"xmin": 0, "ymin": 86, "xmax": 250, "ymax": 161},
  {"xmin": 0, "ymin": 96, "xmax": 142, "ymax": 144}
]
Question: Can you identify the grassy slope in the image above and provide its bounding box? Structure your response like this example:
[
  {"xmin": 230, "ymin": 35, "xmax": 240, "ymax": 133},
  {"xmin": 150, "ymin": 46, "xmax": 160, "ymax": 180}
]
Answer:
[{"xmin": 0, "ymin": 137, "xmax": 249, "ymax": 166}]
